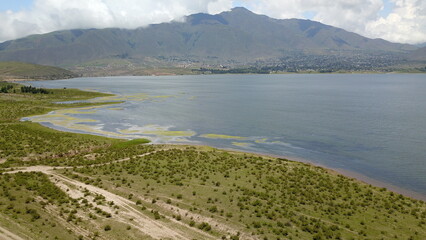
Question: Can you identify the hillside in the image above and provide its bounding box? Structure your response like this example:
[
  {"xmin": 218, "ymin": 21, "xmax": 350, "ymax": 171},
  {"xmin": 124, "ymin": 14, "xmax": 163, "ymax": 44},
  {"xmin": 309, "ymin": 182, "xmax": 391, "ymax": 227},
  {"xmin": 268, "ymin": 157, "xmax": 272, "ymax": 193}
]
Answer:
[
  {"xmin": 0, "ymin": 83, "xmax": 425, "ymax": 239},
  {"xmin": 0, "ymin": 8, "xmax": 419, "ymax": 75},
  {"xmin": 0, "ymin": 61, "xmax": 78, "ymax": 80},
  {"xmin": 407, "ymin": 46, "xmax": 426, "ymax": 62}
]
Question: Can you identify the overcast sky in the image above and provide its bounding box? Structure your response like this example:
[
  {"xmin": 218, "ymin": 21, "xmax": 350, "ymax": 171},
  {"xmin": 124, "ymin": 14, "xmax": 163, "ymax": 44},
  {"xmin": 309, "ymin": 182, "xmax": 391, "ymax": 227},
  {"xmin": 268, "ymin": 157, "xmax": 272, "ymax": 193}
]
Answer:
[{"xmin": 0, "ymin": 0, "xmax": 425, "ymax": 44}]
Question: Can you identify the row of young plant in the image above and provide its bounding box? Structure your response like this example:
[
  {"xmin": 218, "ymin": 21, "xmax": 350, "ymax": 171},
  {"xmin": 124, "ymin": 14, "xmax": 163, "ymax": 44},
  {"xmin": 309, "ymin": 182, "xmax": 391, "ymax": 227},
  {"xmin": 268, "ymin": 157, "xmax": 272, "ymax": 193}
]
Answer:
[{"xmin": 69, "ymin": 147, "xmax": 426, "ymax": 240}]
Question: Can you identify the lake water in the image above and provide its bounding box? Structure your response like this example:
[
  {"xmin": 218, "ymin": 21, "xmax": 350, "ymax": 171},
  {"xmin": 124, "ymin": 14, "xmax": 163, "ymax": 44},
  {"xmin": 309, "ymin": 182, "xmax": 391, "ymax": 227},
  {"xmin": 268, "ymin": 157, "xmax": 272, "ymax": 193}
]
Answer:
[{"xmin": 24, "ymin": 74, "xmax": 426, "ymax": 198}]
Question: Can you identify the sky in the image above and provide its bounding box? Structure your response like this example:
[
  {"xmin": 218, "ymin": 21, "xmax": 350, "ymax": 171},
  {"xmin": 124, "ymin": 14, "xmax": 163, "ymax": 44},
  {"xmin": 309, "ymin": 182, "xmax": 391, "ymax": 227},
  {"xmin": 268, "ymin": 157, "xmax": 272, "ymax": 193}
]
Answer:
[{"xmin": 0, "ymin": 0, "xmax": 425, "ymax": 44}]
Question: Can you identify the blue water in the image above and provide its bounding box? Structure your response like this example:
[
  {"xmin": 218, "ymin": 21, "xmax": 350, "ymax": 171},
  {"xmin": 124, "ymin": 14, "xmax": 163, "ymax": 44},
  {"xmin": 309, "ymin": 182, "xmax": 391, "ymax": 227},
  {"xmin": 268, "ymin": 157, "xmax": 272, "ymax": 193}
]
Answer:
[{"xmin": 26, "ymin": 74, "xmax": 426, "ymax": 197}]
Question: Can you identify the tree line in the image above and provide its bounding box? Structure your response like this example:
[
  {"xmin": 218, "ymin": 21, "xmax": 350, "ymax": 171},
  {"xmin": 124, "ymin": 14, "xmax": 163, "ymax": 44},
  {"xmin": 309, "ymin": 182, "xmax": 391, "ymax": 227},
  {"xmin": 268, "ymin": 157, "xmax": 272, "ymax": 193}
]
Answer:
[
  {"xmin": 20, "ymin": 86, "xmax": 51, "ymax": 94},
  {"xmin": 1, "ymin": 85, "xmax": 13, "ymax": 93}
]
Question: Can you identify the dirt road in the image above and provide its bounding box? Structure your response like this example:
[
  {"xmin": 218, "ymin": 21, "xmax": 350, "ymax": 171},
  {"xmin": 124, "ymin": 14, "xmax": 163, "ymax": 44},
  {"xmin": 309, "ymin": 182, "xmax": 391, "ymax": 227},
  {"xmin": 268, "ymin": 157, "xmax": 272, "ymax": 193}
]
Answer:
[{"xmin": 3, "ymin": 151, "xmax": 218, "ymax": 240}]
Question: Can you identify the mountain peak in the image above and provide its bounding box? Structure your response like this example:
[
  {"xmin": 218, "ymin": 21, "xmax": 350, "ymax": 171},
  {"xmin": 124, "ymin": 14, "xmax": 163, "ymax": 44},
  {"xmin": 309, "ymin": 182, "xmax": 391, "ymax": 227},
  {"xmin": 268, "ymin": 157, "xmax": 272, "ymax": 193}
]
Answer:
[
  {"xmin": 187, "ymin": 12, "xmax": 228, "ymax": 25},
  {"xmin": 226, "ymin": 7, "xmax": 258, "ymax": 16},
  {"xmin": 230, "ymin": 7, "xmax": 253, "ymax": 13}
]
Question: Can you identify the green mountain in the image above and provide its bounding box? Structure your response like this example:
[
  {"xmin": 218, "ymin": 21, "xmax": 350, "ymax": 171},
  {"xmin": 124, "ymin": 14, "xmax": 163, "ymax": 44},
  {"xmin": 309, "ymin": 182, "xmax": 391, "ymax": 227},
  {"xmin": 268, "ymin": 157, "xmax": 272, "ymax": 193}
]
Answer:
[
  {"xmin": 0, "ymin": 7, "xmax": 419, "ymax": 73},
  {"xmin": 0, "ymin": 61, "xmax": 78, "ymax": 80}
]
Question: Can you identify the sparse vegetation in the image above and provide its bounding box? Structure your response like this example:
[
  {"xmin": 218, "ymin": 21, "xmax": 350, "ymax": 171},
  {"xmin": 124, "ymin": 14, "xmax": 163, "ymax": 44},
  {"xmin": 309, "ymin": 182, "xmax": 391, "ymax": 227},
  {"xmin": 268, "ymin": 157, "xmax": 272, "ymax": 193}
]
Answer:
[{"xmin": 66, "ymin": 146, "xmax": 426, "ymax": 239}]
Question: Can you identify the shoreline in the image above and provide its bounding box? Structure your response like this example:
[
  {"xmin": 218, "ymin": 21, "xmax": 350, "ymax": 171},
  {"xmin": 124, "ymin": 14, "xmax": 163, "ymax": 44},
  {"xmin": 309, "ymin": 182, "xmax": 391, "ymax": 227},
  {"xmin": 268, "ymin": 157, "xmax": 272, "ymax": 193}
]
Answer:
[
  {"xmin": 17, "ymin": 81, "xmax": 426, "ymax": 202},
  {"xmin": 4, "ymin": 71, "xmax": 425, "ymax": 82},
  {"xmin": 157, "ymin": 143, "xmax": 426, "ymax": 202},
  {"xmin": 220, "ymin": 146, "xmax": 426, "ymax": 202}
]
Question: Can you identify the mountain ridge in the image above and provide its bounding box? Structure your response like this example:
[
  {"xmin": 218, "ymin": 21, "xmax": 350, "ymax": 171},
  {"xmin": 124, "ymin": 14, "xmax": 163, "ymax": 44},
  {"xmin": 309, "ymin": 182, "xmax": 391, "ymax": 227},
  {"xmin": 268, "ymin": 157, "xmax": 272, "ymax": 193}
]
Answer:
[{"xmin": 0, "ymin": 7, "xmax": 421, "ymax": 74}]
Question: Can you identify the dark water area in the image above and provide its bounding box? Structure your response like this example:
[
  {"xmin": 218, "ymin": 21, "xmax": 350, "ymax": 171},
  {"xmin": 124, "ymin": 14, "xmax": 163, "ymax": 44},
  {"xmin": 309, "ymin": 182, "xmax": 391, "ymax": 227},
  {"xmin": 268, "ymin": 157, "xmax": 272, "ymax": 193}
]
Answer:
[{"xmin": 25, "ymin": 74, "xmax": 426, "ymax": 198}]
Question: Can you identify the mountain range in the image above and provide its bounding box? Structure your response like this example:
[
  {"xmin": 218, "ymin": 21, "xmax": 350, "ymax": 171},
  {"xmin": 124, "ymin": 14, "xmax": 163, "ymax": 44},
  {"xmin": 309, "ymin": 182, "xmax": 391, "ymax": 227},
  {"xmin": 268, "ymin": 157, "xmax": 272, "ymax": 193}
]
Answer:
[{"xmin": 0, "ymin": 7, "xmax": 424, "ymax": 75}]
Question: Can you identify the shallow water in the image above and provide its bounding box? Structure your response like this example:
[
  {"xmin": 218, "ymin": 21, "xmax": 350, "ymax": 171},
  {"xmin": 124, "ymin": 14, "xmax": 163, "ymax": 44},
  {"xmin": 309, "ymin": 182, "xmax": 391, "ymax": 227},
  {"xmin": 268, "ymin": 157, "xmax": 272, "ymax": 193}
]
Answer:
[{"xmin": 24, "ymin": 74, "xmax": 426, "ymax": 197}]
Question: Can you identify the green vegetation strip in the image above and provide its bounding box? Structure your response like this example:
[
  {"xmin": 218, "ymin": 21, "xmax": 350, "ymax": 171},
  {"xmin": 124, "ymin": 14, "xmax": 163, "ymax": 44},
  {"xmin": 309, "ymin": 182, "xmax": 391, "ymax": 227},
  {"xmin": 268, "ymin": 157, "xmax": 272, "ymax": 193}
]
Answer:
[{"xmin": 111, "ymin": 139, "xmax": 151, "ymax": 149}]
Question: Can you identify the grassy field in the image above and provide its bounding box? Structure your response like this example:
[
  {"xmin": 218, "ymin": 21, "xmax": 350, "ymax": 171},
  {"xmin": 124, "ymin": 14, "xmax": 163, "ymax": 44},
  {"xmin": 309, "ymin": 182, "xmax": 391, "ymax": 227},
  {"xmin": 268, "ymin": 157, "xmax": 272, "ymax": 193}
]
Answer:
[
  {"xmin": 0, "ymin": 81, "xmax": 120, "ymax": 165},
  {"xmin": 0, "ymin": 82, "xmax": 425, "ymax": 240},
  {"xmin": 0, "ymin": 61, "xmax": 78, "ymax": 80}
]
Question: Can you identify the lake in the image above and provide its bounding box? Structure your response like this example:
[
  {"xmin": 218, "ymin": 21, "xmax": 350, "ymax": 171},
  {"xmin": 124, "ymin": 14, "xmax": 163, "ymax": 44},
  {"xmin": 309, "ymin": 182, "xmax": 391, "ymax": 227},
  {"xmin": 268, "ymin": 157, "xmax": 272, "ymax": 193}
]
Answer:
[{"xmin": 24, "ymin": 74, "xmax": 426, "ymax": 198}]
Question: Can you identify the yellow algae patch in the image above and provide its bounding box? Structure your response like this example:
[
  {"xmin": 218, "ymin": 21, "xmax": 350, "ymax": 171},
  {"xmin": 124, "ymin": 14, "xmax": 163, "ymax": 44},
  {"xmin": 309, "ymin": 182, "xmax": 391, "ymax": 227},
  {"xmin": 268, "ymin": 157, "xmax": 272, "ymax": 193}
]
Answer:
[
  {"xmin": 118, "ymin": 125, "xmax": 163, "ymax": 134},
  {"xmin": 75, "ymin": 119, "xmax": 99, "ymax": 123},
  {"xmin": 88, "ymin": 93, "xmax": 175, "ymax": 103},
  {"xmin": 54, "ymin": 105, "xmax": 111, "ymax": 114},
  {"xmin": 87, "ymin": 94, "xmax": 146, "ymax": 103},
  {"xmin": 39, "ymin": 119, "xmax": 142, "ymax": 139},
  {"xmin": 65, "ymin": 123, "xmax": 130, "ymax": 138},
  {"xmin": 142, "ymin": 130, "xmax": 196, "ymax": 137},
  {"xmin": 124, "ymin": 94, "xmax": 151, "ymax": 101},
  {"xmin": 200, "ymin": 134, "xmax": 248, "ymax": 140},
  {"xmin": 188, "ymin": 96, "xmax": 197, "ymax": 100},
  {"xmin": 30, "ymin": 114, "xmax": 76, "ymax": 120},
  {"xmin": 255, "ymin": 138, "xmax": 268, "ymax": 143},
  {"xmin": 232, "ymin": 142, "xmax": 252, "ymax": 147},
  {"xmin": 119, "ymin": 125, "xmax": 195, "ymax": 137},
  {"xmin": 42, "ymin": 118, "xmax": 97, "ymax": 123},
  {"xmin": 66, "ymin": 106, "xmax": 104, "ymax": 111},
  {"xmin": 30, "ymin": 115, "xmax": 98, "ymax": 123},
  {"xmin": 58, "ymin": 109, "xmax": 97, "ymax": 114},
  {"xmin": 29, "ymin": 106, "xmax": 103, "ymax": 122},
  {"xmin": 118, "ymin": 129, "xmax": 141, "ymax": 134}
]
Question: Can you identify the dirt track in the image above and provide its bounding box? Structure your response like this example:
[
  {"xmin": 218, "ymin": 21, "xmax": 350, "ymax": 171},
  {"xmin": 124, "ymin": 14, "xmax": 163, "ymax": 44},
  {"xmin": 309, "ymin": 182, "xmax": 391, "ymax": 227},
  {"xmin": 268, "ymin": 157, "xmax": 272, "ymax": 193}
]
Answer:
[
  {"xmin": 0, "ymin": 226, "xmax": 25, "ymax": 240},
  {"xmin": 3, "ymin": 151, "xmax": 219, "ymax": 240}
]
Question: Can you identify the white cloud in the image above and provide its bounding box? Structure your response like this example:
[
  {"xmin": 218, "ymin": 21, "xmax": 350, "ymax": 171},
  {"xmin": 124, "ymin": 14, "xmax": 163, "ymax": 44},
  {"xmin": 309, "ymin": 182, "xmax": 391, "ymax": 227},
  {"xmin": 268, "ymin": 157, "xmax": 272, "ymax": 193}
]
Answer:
[
  {"xmin": 366, "ymin": 0, "xmax": 426, "ymax": 43},
  {"xmin": 241, "ymin": 0, "xmax": 425, "ymax": 44},
  {"xmin": 208, "ymin": 0, "xmax": 234, "ymax": 14},
  {"xmin": 0, "ymin": 0, "xmax": 233, "ymax": 42},
  {"xmin": 0, "ymin": 0, "xmax": 425, "ymax": 44}
]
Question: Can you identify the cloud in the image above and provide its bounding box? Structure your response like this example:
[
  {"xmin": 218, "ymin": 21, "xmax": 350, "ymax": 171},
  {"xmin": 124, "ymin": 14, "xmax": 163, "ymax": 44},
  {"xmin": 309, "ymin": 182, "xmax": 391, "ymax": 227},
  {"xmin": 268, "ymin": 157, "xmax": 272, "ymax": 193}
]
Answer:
[
  {"xmin": 0, "ymin": 0, "xmax": 425, "ymax": 44},
  {"xmin": 0, "ymin": 0, "xmax": 233, "ymax": 42},
  {"xmin": 241, "ymin": 0, "xmax": 425, "ymax": 44},
  {"xmin": 366, "ymin": 0, "xmax": 426, "ymax": 44}
]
